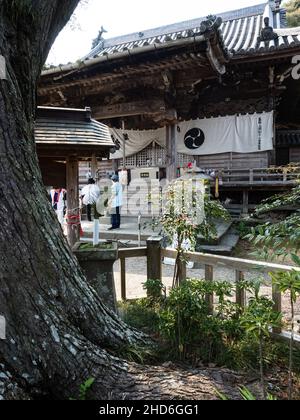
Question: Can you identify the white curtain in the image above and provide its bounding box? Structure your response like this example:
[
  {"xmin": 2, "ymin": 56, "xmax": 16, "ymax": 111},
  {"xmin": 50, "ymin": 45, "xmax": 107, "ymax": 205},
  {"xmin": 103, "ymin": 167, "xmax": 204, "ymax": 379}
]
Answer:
[
  {"xmin": 110, "ymin": 112, "xmax": 274, "ymax": 159},
  {"xmin": 110, "ymin": 127, "xmax": 165, "ymax": 159},
  {"xmin": 176, "ymin": 112, "xmax": 274, "ymax": 155}
]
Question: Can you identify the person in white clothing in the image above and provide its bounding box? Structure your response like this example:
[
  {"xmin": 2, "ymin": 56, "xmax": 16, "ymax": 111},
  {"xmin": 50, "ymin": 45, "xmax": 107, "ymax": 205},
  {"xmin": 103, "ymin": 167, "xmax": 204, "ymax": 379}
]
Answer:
[
  {"xmin": 109, "ymin": 175, "xmax": 123, "ymax": 230},
  {"xmin": 50, "ymin": 188, "xmax": 66, "ymax": 227},
  {"xmin": 81, "ymin": 178, "xmax": 101, "ymax": 222}
]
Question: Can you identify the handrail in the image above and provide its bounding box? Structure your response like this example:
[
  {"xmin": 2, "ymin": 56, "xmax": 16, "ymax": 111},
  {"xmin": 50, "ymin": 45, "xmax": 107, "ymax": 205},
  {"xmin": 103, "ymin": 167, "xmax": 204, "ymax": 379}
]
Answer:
[
  {"xmin": 162, "ymin": 248, "xmax": 300, "ymax": 274},
  {"xmin": 118, "ymin": 247, "xmax": 147, "ymax": 259},
  {"xmin": 117, "ymin": 243, "xmax": 300, "ymax": 336},
  {"xmin": 218, "ymin": 167, "xmax": 300, "ymax": 186}
]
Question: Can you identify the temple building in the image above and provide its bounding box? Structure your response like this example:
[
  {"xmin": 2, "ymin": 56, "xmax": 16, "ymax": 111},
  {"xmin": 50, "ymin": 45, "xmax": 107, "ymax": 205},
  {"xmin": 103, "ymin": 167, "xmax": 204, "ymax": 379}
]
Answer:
[{"xmin": 38, "ymin": 0, "xmax": 300, "ymax": 215}]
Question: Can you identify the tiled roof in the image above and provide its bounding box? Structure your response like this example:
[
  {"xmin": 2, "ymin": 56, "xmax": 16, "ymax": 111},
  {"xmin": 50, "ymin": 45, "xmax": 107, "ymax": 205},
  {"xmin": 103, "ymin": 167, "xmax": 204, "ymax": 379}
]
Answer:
[
  {"xmin": 35, "ymin": 107, "xmax": 113, "ymax": 148},
  {"xmin": 84, "ymin": 2, "xmax": 300, "ymax": 61}
]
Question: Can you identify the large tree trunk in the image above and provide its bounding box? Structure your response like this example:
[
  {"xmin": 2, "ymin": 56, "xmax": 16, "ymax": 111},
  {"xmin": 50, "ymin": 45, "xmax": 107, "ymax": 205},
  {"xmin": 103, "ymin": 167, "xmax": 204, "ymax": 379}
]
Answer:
[
  {"xmin": 0, "ymin": 0, "xmax": 150, "ymax": 398},
  {"xmin": 0, "ymin": 1, "xmax": 241, "ymax": 400}
]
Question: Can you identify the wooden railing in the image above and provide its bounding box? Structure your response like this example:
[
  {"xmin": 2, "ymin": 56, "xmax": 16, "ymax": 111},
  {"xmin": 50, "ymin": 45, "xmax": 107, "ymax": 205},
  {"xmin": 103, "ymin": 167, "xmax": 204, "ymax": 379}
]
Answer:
[
  {"xmin": 118, "ymin": 237, "xmax": 300, "ymax": 337},
  {"xmin": 220, "ymin": 168, "xmax": 300, "ymax": 186}
]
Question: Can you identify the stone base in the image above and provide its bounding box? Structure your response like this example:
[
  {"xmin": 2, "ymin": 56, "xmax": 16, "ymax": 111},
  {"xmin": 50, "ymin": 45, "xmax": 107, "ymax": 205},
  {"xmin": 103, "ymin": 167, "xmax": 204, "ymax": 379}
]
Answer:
[{"xmin": 73, "ymin": 242, "xmax": 118, "ymax": 312}]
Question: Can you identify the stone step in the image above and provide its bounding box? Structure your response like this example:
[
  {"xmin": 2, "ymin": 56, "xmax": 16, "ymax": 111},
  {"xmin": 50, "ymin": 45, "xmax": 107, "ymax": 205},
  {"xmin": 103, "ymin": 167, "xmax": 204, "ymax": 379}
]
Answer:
[
  {"xmin": 197, "ymin": 220, "xmax": 233, "ymax": 245},
  {"xmin": 197, "ymin": 228, "xmax": 240, "ymax": 256},
  {"xmin": 82, "ymin": 218, "xmax": 233, "ymax": 246},
  {"xmin": 96, "ymin": 215, "xmax": 155, "ymax": 225},
  {"xmin": 81, "ymin": 222, "xmax": 158, "ymax": 242}
]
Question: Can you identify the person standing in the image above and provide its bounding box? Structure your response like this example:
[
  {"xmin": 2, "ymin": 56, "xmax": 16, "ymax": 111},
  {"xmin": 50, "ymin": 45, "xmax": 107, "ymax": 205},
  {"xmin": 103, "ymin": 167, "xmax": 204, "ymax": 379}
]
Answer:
[
  {"xmin": 109, "ymin": 175, "xmax": 123, "ymax": 230},
  {"xmin": 81, "ymin": 178, "xmax": 101, "ymax": 222},
  {"xmin": 50, "ymin": 188, "xmax": 66, "ymax": 227}
]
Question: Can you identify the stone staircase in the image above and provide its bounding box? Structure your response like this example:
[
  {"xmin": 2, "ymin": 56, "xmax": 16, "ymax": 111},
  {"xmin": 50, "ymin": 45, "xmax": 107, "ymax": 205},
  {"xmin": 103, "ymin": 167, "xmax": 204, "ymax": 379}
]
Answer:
[{"xmin": 81, "ymin": 218, "xmax": 240, "ymax": 256}]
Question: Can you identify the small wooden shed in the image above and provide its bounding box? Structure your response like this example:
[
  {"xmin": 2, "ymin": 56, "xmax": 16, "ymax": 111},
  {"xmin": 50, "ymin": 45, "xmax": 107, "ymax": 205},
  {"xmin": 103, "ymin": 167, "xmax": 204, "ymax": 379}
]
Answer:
[{"xmin": 35, "ymin": 106, "xmax": 114, "ymax": 245}]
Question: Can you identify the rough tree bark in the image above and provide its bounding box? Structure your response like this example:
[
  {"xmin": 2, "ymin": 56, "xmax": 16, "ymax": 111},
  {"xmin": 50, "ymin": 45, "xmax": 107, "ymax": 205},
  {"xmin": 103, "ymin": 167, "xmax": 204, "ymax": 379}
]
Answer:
[{"xmin": 0, "ymin": 0, "xmax": 240, "ymax": 400}]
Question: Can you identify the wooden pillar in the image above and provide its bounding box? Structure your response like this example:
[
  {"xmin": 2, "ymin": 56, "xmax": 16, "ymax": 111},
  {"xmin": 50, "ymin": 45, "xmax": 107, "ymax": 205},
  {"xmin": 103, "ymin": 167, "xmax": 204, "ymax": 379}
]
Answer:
[
  {"xmin": 66, "ymin": 156, "xmax": 80, "ymax": 247},
  {"xmin": 112, "ymin": 159, "xmax": 119, "ymax": 173},
  {"xmin": 236, "ymin": 270, "xmax": 246, "ymax": 310},
  {"xmin": 242, "ymin": 190, "xmax": 249, "ymax": 215},
  {"xmin": 166, "ymin": 124, "xmax": 177, "ymax": 182},
  {"xmin": 120, "ymin": 257, "xmax": 126, "ymax": 301},
  {"xmin": 122, "ymin": 120, "xmax": 126, "ymax": 170},
  {"xmin": 147, "ymin": 237, "xmax": 162, "ymax": 283},
  {"xmin": 91, "ymin": 154, "xmax": 98, "ymax": 179},
  {"xmin": 205, "ymin": 265, "xmax": 214, "ymax": 314},
  {"xmin": 272, "ymin": 283, "xmax": 282, "ymax": 334}
]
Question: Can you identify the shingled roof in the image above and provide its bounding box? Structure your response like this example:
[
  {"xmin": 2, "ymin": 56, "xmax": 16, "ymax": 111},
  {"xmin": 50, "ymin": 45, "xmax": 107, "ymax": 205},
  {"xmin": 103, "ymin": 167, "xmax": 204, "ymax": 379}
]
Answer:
[
  {"xmin": 35, "ymin": 107, "xmax": 114, "ymax": 156},
  {"xmin": 84, "ymin": 1, "xmax": 300, "ymax": 61}
]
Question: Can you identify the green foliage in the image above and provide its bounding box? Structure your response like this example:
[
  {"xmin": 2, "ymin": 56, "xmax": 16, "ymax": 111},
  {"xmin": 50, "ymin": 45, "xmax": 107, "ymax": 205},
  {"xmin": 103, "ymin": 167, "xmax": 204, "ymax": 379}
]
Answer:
[
  {"xmin": 284, "ymin": 0, "xmax": 300, "ymax": 27},
  {"xmin": 79, "ymin": 242, "xmax": 113, "ymax": 251},
  {"xmin": 241, "ymin": 294, "xmax": 282, "ymax": 398},
  {"xmin": 120, "ymin": 299, "xmax": 160, "ymax": 334},
  {"xmin": 143, "ymin": 279, "xmax": 165, "ymax": 303},
  {"xmin": 241, "ymin": 297, "xmax": 282, "ymax": 341},
  {"xmin": 217, "ymin": 386, "xmax": 277, "ymax": 400},
  {"xmin": 255, "ymin": 184, "xmax": 300, "ymax": 216},
  {"xmin": 246, "ymin": 184, "xmax": 300, "ymax": 399},
  {"xmin": 119, "ymin": 344, "xmax": 156, "ymax": 364},
  {"xmin": 271, "ymin": 270, "xmax": 300, "ymax": 304},
  {"xmin": 70, "ymin": 378, "xmax": 95, "ymax": 400},
  {"xmin": 158, "ymin": 279, "xmax": 242, "ymax": 363},
  {"xmin": 237, "ymin": 221, "xmax": 252, "ymax": 239},
  {"xmin": 246, "ymin": 185, "xmax": 300, "ymax": 258},
  {"xmin": 270, "ymin": 269, "xmax": 300, "ymax": 399},
  {"xmin": 160, "ymin": 180, "xmax": 229, "ymax": 287},
  {"xmin": 120, "ymin": 277, "xmax": 300, "ymax": 395}
]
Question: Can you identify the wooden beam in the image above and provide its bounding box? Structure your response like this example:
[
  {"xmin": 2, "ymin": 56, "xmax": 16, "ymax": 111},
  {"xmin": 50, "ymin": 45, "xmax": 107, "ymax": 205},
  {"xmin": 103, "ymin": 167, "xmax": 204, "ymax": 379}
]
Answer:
[
  {"xmin": 205, "ymin": 265, "xmax": 214, "ymax": 314},
  {"xmin": 166, "ymin": 124, "xmax": 178, "ymax": 181},
  {"xmin": 91, "ymin": 154, "xmax": 98, "ymax": 179},
  {"xmin": 120, "ymin": 257, "xmax": 126, "ymax": 301},
  {"xmin": 66, "ymin": 156, "xmax": 80, "ymax": 247},
  {"xmin": 162, "ymin": 248, "xmax": 300, "ymax": 274},
  {"xmin": 242, "ymin": 190, "xmax": 249, "ymax": 215},
  {"xmin": 93, "ymin": 99, "xmax": 166, "ymax": 119},
  {"xmin": 147, "ymin": 237, "xmax": 162, "ymax": 283}
]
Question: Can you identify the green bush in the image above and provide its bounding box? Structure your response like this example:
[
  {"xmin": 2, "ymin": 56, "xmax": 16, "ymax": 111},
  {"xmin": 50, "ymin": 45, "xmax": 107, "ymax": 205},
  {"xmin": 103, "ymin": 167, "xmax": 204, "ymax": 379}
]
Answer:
[
  {"xmin": 120, "ymin": 299, "xmax": 160, "ymax": 334},
  {"xmin": 158, "ymin": 279, "xmax": 243, "ymax": 364},
  {"xmin": 120, "ymin": 277, "xmax": 299, "ymax": 390},
  {"xmin": 143, "ymin": 279, "xmax": 165, "ymax": 302}
]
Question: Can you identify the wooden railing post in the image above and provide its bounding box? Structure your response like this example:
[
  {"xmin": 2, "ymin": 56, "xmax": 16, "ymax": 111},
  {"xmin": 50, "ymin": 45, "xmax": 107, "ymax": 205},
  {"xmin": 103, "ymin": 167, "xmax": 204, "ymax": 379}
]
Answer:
[
  {"xmin": 147, "ymin": 237, "xmax": 162, "ymax": 283},
  {"xmin": 236, "ymin": 270, "xmax": 246, "ymax": 310},
  {"xmin": 120, "ymin": 257, "xmax": 126, "ymax": 301},
  {"xmin": 242, "ymin": 190, "xmax": 249, "ymax": 215},
  {"xmin": 272, "ymin": 283, "xmax": 282, "ymax": 334},
  {"xmin": 249, "ymin": 169, "xmax": 254, "ymax": 185},
  {"xmin": 205, "ymin": 265, "xmax": 214, "ymax": 314}
]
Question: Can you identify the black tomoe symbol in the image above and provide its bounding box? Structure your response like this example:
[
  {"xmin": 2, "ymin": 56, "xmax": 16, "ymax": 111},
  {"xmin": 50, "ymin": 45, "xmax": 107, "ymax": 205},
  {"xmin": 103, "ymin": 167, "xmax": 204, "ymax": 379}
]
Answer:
[{"xmin": 184, "ymin": 128, "xmax": 205, "ymax": 150}]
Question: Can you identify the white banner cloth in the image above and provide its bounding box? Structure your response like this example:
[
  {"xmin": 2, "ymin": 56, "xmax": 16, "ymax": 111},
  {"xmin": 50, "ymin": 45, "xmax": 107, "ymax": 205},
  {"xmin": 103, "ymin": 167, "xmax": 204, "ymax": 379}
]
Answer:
[
  {"xmin": 176, "ymin": 112, "xmax": 274, "ymax": 155},
  {"xmin": 110, "ymin": 112, "xmax": 274, "ymax": 158}
]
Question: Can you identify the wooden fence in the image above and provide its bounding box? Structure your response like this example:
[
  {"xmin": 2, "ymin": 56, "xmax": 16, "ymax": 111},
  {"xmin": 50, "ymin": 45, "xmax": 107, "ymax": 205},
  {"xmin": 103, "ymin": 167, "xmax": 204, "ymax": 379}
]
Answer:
[
  {"xmin": 118, "ymin": 237, "xmax": 300, "ymax": 337},
  {"xmin": 220, "ymin": 167, "xmax": 300, "ymax": 186}
]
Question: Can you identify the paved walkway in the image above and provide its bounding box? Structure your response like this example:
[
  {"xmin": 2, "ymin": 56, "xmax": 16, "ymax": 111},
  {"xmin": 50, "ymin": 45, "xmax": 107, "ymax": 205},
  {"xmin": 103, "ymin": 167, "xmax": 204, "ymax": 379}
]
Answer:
[{"xmin": 81, "ymin": 221, "xmax": 158, "ymax": 243}]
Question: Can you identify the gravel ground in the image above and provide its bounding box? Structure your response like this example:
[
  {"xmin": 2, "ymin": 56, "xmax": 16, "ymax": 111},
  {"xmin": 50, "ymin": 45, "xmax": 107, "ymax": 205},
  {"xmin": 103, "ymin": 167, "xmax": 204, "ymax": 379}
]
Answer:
[{"xmin": 114, "ymin": 257, "xmax": 300, "ymax": 333}]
